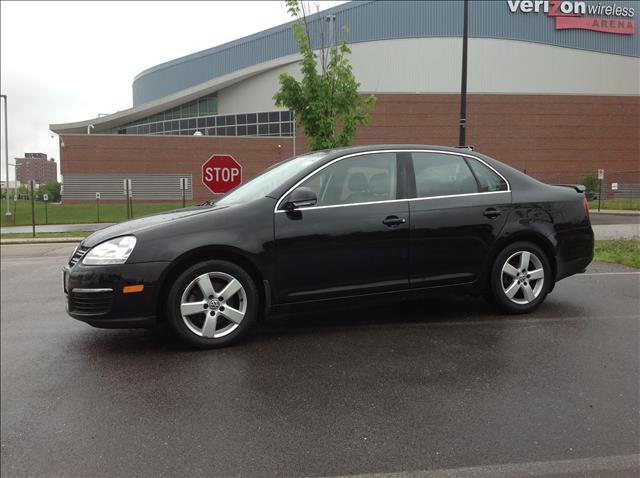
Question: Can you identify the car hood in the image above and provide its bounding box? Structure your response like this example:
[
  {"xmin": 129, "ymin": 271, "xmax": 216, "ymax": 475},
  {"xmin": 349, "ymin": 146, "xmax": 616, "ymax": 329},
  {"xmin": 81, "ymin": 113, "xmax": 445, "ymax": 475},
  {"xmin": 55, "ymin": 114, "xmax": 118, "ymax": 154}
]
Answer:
[{"xmin": 82, "ymin": 205, "xmax": 227, "ymax": 248}]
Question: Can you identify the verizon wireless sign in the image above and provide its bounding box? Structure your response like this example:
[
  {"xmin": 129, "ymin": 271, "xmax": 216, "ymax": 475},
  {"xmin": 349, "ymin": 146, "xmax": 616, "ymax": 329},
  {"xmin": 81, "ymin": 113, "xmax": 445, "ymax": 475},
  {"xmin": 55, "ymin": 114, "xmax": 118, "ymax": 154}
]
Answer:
[{"xmin": 507, "ymin": 1, "xmax": 636, "ymax": 35}]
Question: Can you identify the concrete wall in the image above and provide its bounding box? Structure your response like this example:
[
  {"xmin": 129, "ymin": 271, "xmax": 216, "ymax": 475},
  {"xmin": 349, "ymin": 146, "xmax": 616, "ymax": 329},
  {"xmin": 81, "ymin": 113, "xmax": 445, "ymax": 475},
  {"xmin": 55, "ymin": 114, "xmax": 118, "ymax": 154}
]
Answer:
[{"xmin": 217, "ymin": 38, "xmax": 640, "ymax": 115}]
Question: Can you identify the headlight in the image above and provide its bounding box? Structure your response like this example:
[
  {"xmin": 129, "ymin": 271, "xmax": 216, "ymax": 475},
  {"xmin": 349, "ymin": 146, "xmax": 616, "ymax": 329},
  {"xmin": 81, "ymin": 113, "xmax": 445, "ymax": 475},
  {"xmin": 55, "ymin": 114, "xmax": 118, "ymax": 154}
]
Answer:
[{"xmin": 82, "ymin": 236, "xmax": 137, "ymax": 265}]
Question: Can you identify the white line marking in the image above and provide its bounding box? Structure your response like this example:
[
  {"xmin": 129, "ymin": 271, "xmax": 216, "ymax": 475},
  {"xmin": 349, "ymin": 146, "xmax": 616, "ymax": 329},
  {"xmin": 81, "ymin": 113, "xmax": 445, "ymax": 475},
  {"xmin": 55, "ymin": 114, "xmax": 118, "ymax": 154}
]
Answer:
[
  {"xmin": 340, "ymin": 453, "xmax": 640, "ymax": 478},
  {"xmin": 579, "ymin": 271, "xmax": 640, "ymax": 276}
]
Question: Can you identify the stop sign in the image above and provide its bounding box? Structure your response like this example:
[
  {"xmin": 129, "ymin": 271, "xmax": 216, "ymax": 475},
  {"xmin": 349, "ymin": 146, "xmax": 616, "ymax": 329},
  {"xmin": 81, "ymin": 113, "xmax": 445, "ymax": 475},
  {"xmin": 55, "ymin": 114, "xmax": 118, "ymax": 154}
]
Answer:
[{"xmin": 202, "ymin": 154, "xmax": 242, "ymax": 194}]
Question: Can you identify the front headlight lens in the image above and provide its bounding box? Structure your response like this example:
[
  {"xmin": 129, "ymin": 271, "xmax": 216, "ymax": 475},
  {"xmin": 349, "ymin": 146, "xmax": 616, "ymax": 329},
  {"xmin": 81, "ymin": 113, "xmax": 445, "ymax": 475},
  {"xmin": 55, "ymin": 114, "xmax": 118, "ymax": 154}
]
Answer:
[{"xmin": 82, "ymin": 236, "xmax": 137, "ymax": 265}]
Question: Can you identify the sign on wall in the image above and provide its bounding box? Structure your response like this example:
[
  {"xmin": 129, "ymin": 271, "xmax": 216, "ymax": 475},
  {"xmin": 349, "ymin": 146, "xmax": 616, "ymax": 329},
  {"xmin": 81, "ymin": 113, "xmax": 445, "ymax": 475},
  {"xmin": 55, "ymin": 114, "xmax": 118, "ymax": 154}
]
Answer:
[
  {"xmin": 507, "ymin": 1, "xmax": 636, "ymax": 35},
  {"xmin": 202, "ymin": 154, "xmax": 242, "ymax": 194}
]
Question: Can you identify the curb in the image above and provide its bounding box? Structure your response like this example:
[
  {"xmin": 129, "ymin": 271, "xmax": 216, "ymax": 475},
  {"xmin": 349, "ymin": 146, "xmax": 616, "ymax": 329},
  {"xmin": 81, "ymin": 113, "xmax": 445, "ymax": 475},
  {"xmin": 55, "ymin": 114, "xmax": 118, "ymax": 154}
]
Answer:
[
  {"xmin": 590, "ymin": 210, "xmax": 640, "ymax": 216},
  {"xmin": 0, "ymin": 238, "xmax": 85, "ymax": 245}
]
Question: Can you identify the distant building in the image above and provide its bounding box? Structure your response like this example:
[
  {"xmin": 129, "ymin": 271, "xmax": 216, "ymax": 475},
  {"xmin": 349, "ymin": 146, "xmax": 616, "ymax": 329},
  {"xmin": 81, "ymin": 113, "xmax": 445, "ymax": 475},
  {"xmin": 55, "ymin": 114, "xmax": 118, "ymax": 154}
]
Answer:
[
  {"xmin": 50, "ymin": 1, "xmax": 639, "ymax": 202},
  {"xmin": 15, "ymin": 153, "xmax": 57, "ymax": 185}
]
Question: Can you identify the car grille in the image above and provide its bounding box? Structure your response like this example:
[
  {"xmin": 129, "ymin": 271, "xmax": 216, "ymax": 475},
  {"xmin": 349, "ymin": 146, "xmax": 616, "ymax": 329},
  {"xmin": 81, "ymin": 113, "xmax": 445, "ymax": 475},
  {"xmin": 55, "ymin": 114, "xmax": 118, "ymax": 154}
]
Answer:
[
  {"xmin": 68, "ymin": 245, "xmax": 90, "ymax": 267},
  {"xmin": 69, "ymin": 290, "xmax": 113, "ymax": 315}
]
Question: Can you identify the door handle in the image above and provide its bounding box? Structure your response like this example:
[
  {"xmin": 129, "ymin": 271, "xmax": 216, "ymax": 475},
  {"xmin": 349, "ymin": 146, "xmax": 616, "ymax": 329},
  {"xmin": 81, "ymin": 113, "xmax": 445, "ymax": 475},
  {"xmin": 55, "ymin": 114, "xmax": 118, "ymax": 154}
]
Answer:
[
  {"xmin": 483, "ymin": 208, "xmax": 502, "ymax": 219},
  {"xmin": 382, "ymin": 215, "xmax": 406, "ymax": 227}
]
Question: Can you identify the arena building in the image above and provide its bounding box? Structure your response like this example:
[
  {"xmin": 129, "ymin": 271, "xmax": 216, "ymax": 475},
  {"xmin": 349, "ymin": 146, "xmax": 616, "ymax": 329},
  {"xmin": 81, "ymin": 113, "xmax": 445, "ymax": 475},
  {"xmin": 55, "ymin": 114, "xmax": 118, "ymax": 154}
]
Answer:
[{"xmin": 50, "ymin": 0, "xmax": 639, "ymax": 203}]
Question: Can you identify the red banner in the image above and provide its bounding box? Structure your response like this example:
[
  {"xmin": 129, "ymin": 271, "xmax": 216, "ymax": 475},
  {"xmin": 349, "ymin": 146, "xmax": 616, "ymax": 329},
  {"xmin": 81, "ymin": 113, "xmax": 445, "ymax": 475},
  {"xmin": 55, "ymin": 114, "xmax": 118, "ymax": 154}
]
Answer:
[{"xmin": 555, "ymin": 16, "xmax": 636, "ymax": 35}]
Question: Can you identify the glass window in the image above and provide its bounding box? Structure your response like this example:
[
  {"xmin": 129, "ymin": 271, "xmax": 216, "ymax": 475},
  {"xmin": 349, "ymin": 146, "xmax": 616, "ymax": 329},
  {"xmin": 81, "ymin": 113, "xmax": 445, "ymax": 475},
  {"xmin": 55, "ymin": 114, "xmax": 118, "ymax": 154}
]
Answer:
[
  {"xmin": 217, "ymin": 116, "xmax": 226, "ymax": 126},
  {"xmin": 269, "ymin": 112, "xmax": 280, "ymax": 122},
  {"xmin": 258, "ymin": 112, "xmax": 268, "ymax": 123},
  {"xmin": 226, "ymin": 126, "xmax": 235, "ymax": 136},
  {"xmin": 247, "ymin": 125, "xmax": 257, "ymax": 135},
  {"xmin": 188, "ymin": 119, "xmax": 196, "ymax": 129},
  {"xmin": 258, "ymin": 124, "xmax": 268, "ymax": 135},
  {"xmin": 216, "ymin": 127, "xmax": 226, "ymax": 136},
  {"xmin": 281, "ymin": 111, "xmax": 291, "ymax": 122},
  {"xmin": 281, "ymin": 123, "xmax": 291, "ymax": 135},
  {"xmin": 247, "ymin": 113, "xmax": 257, "ymax": 124},
  {"xmin": 466, "ymin": 158, "xmax": 508, "ymax": 192},
  {"xmin": 206, "ymin": 117, "xmax": 215, "ymax": 127},
  {"xmin": 298, "ymin": 152, "xmax": 397, "ymax": 207},
  {"xmin": 179, "ymin": 119, "xmax": 188, "ymax": 130},
  {"xmin": 411, "ymin": 152, "xmax": 477, "ymax": 198},
  {"xmin": 197, "ymin": 118, "xmax": 206, "ymax": 128},
  {"xmin": 218, "ymin": 152, "xmax": 329, "ymax": 207},
  {"xmin": 269, "ymin": 123, "xmax": 279, "ymax": 135},
  {"xmin": 237, "ymin": 114, "xmax": 247, "ymax": 125},
  {"xmin": 225, "ymin": 115, "xmax": 236, "ymax": 126},
  {"xmin": 237, "ymin": 125, "xmax": 247, "ymax": 136}
]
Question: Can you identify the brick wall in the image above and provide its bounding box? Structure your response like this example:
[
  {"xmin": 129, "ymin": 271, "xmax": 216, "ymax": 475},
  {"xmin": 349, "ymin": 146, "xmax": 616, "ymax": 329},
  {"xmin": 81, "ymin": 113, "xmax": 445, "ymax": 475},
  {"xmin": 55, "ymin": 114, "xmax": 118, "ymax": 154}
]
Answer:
[{"xmin": 60, "ymin": 93, "xmax": 640, "ymax": 202}]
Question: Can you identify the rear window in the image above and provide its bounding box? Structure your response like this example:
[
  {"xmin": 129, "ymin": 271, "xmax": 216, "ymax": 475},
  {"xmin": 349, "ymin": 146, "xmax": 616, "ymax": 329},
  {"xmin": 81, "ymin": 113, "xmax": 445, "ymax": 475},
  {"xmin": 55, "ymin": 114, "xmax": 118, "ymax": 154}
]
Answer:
[
  {"xmin": 466, "ymin": 158, "xmax": 508, "ymax": 192},
  {"xmin": 411, "ymin": 152, "xmax": 477, "ymax": 198}
]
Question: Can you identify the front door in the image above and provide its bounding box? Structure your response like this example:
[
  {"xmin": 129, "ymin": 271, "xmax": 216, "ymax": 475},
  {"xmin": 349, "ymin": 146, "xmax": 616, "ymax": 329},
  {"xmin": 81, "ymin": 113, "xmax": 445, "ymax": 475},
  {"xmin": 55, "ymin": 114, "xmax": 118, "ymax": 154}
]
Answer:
[{"xmin": 274, "ymin": 152, "xmax": 410, "ymax": 303}]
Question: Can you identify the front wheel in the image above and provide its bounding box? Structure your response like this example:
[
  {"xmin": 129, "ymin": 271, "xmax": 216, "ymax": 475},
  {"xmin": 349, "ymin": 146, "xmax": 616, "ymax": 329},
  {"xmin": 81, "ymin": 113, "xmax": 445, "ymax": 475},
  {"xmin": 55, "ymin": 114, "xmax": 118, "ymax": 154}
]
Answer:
[
  {"xmin": 167, "ymin": 260, "xmax": 259, "ymax": 348},
  {"xmin": 488, "ymin": 242, "xmax": 552, "ymax": 314}
]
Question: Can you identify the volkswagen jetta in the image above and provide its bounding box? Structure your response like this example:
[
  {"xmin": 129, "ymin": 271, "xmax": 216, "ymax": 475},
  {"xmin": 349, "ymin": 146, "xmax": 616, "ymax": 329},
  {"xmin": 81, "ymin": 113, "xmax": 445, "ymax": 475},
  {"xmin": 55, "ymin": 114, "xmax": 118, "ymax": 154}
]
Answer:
[{"xmin": 63, "ymin": 145, "xmax": 594, "ymax": 348}]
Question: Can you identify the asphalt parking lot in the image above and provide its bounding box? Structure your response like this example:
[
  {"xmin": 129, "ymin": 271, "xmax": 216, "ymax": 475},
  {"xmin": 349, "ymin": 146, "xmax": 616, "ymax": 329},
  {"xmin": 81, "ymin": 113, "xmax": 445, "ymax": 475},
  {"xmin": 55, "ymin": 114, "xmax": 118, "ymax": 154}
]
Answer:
[{"xmin": 1, "ymin": 243, "xmax": 638, "ymax": 477}]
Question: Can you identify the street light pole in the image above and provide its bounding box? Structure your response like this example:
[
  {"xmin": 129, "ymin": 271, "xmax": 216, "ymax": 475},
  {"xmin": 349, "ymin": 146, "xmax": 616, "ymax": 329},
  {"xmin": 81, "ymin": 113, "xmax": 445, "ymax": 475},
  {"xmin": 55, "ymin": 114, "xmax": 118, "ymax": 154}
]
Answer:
[
  {"xmin": 1, "ymin": 94, "xmax": 11, "ymax": 218},
  {"xmin": 458, "ymin": 0, "xmax": 469, "ymax": 148}
]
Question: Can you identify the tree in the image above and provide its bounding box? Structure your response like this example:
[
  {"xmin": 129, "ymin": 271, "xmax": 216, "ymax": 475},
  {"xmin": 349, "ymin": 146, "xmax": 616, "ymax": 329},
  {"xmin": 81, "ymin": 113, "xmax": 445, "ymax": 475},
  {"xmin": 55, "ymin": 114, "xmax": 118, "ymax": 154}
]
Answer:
[
  {"xmin": 273, "ymin": 0, "xmax": 376, "ymax": 151},
  {"xmin": 580, "ymin": 173, "xmax": 599, "ymax": 200},
  {"xmin": 37, "ymin": 181, "xmax": 62, "ymax": 202}
]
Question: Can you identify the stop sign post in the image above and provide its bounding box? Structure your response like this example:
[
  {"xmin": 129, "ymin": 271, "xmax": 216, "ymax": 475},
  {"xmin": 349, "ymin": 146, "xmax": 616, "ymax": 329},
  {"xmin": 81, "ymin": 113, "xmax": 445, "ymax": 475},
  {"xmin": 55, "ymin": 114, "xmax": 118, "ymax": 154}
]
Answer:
[{"xmin": 202, "ymin": 154, "xmax": 242, "ymax": 194}]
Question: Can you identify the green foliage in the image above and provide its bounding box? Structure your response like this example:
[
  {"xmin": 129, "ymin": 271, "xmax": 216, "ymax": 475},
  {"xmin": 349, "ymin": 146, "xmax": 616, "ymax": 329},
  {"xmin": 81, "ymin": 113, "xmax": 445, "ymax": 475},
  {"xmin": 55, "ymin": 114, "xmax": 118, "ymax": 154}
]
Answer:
[
  {"xmin": 273, "ymin": 0, "xmax": 376, "ymax": 151},
  {"xmin": 37, "ymin": 181, "xmax": 62, "ymax": 202},
  {"xmin": 580, "ymin": 174, "xmax": 599, "ymax": 200}
]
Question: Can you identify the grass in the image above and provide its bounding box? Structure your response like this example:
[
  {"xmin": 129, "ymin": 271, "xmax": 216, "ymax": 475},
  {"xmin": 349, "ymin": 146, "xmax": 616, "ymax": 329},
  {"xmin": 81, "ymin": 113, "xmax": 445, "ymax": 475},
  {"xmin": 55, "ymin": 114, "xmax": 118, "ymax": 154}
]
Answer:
[
  {"xmin": 588, "ymin": 198, "xmax": 640, "ymax": 211},
  {"xmin": 0, "ymin": 200, "xmax": 193, "ymax": 227},
  {"xmin": 0, "ymin": 231, "xmax": 91, "ymax": 240},
  {"xmin": 594, "ymin": 240, "xmax": 640, "ymax": 269}
]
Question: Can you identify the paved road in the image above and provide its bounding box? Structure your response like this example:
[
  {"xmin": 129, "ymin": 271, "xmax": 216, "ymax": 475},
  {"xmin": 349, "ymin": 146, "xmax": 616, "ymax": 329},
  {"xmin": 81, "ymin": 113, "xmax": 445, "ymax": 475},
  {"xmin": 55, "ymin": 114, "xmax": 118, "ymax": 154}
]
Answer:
[
  {"xmin": 1, "ymin": 244, "xmax": 638, "ymax": 477},
  {"xmin": 1, "ymin": 213, "xmax": 637, "ymax": 235}
]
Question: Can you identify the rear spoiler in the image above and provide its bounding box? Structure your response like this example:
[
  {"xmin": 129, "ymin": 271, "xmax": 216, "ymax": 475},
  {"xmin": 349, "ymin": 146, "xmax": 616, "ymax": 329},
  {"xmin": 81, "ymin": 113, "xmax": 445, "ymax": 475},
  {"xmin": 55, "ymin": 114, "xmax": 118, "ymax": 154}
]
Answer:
[{"xmin": 554, "ymin": 184, "xmax": 586, "ymax": 194}]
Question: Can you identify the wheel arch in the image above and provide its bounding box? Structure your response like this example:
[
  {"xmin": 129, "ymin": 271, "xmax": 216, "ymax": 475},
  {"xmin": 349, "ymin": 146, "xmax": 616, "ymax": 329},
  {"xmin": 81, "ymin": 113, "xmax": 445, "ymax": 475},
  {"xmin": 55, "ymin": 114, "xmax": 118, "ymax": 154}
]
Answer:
[
  {"xmin": 156, "ymin": 246, "xmax": 266, "ymax": 323},
  {"xmin": 484, "ymin": 231, "xmax": 558, "ymax": 292}
]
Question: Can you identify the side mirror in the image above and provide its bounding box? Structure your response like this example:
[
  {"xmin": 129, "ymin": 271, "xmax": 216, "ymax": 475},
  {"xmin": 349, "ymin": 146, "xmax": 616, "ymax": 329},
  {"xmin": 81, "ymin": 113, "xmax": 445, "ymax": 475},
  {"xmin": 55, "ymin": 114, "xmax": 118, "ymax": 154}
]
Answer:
[{"xmin": 284, "ymin": 187, "xmax": 317, "ymax": 210}]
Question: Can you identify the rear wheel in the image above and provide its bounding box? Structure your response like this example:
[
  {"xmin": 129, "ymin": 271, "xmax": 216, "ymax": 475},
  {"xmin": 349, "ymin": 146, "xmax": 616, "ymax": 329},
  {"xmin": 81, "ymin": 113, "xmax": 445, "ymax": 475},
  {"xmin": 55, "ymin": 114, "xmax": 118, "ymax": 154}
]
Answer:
[
  {"xmin": 488, "ymin": 242, "xmax": 551, "ymax": 314},
  {"xmin": 167, "ymin": 260, "xmax": 258, "ymax": 348}
]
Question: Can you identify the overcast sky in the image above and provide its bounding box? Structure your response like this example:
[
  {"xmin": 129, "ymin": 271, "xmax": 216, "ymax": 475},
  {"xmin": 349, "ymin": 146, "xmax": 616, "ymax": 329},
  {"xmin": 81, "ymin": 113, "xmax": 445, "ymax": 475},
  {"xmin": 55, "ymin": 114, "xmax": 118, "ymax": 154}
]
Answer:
[{"xmin": 0, "ymin": 0, "xmax": 346, "ymax": 181}]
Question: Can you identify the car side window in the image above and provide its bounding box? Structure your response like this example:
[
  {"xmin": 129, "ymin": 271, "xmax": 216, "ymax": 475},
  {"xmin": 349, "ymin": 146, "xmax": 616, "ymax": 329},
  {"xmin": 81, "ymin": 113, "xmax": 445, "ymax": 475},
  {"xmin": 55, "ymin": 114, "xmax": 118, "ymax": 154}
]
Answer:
[
  {"xmin": 299, "ymin": 152, "xmax": 397, "ymax": 207},
  {"xmin": 411, "ymin": 152, "xmax": 477, "ymax": 198},
  {"xmin": 466, "ymin": 158, "xmax": 508, "ymax": 192}
]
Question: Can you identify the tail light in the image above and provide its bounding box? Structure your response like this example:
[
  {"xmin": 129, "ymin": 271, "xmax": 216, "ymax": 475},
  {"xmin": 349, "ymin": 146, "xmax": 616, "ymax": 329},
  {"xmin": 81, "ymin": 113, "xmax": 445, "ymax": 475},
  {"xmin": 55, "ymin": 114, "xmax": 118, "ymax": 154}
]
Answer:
[{"xmin": 583, "ymin": 196, "xmax": 590, "ymax": 218}]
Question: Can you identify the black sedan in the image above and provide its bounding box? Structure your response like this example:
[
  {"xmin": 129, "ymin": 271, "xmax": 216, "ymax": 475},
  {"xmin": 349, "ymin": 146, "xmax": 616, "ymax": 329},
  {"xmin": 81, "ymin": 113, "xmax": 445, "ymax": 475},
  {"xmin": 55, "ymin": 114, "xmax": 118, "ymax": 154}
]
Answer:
[{"xmin": 63, "ymin": 145, "xmax": 594, "ymax": 348}]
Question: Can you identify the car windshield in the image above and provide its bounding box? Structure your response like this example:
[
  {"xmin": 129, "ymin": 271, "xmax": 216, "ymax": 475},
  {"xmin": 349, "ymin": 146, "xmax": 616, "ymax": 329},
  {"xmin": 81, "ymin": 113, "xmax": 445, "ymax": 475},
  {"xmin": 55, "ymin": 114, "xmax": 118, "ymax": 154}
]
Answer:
[{"xmin": 214, "ymin": 151, "xmax": 329, "ymax": 206}]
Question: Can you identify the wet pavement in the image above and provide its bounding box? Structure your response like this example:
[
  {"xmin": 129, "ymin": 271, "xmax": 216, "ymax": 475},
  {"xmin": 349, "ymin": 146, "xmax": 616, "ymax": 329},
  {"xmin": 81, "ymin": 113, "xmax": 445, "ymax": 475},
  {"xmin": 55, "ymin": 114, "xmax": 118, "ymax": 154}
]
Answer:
[{"xmin": 1, "ymin": 245, "xmax": 638, "ymax": 477}]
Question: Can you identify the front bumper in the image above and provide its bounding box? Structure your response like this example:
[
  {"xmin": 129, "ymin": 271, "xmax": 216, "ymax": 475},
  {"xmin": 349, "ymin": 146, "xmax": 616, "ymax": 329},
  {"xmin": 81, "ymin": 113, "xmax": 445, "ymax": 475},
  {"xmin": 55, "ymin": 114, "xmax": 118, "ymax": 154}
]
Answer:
[{"xmin": 63, "ymin": 260, "xmax": 170, "ymax": 329}]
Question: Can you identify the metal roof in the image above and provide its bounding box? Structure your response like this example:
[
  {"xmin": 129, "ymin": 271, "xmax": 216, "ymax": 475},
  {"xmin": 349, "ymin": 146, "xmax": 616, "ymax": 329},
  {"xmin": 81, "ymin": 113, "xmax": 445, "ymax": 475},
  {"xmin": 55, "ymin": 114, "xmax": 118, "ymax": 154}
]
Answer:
[{"xmin": 132, "ymin": 0, "xmax": 640, "ymax": 106}]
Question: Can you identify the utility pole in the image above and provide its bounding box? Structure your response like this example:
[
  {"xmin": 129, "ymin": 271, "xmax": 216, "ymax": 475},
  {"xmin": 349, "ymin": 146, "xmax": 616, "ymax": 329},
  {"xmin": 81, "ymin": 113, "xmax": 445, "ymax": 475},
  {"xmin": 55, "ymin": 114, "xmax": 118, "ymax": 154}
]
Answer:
[
  {"xmin": 458, "ymin": 0, "xmax": 469, "ymax": 148},
  {"xmin": 1, "ymin": 94, "xmax": 11, "ymax": 219}
]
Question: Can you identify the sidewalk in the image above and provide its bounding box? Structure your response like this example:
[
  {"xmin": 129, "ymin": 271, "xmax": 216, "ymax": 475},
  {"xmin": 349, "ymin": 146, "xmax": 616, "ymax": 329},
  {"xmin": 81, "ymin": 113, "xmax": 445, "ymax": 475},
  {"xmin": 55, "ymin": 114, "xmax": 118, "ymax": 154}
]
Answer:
[{"xmin": 0, "ymin": 223, "xmax": 113, "ymax": 234}]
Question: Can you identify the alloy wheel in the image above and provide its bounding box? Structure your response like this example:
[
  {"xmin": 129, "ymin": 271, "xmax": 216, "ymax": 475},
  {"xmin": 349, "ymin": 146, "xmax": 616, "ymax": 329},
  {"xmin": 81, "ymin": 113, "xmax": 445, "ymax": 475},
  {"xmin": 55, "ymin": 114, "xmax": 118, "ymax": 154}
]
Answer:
[
  {"xmin": 180, "ymin": 272, "xmax": 247, "ymax": 338},
  {"xmin": 500, "ymin": 251, "xmax": 545, "ymax": 305}
]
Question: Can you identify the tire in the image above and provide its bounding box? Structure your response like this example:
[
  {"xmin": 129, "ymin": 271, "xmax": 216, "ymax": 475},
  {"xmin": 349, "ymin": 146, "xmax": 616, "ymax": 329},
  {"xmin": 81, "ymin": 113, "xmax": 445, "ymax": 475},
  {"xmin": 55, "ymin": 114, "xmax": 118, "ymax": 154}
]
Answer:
[
  {"xmin": 167, "ymin": 260, "xmax": 259, "ymax": 349},
  {"xmin": 488, "ymin": 241, "xmax": 552, "ymax": 314}
]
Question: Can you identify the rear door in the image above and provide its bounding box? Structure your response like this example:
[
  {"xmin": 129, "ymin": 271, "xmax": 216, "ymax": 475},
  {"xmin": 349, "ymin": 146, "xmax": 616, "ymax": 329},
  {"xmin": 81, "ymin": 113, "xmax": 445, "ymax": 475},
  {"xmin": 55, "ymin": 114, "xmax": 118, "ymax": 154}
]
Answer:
[
  {"xmin": 408, "ymin": 151, "xmax": 511, "ymax": 288},
  {"xmin": 274, "ymin": 152, "xmax": 410, "ymax": 303}
]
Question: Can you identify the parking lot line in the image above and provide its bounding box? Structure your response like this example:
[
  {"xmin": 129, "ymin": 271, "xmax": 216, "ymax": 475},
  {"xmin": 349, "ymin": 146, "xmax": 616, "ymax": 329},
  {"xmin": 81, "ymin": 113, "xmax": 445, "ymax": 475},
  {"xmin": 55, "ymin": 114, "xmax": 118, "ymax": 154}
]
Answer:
[
  {"xmin": 580, "ymin": 271, "xmax": 640, "ymax": 276},
  {"xmin": 345, "ymin": 453, "xmax": 640, "ymax": 478}
]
